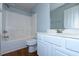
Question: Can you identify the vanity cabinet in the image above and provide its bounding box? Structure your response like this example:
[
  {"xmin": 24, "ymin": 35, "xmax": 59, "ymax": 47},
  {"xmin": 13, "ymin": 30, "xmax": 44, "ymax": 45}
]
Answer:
[
  {"xmin": 37, "ymin": 33, "xmax": 79, "ymax": 56},
  {"xmin": 37, "ymin": 33, "xmax": 65, "ymax": 56},
  {"xmin": 55, "ymin": 49, "xmax": 68, "ymax": 56},
  {"xmin": 37, "ymin": 40, "xmax": 54, "ymax": 56},
  {"xmin": 66, "ymin": 38, "xmax": 79, "ymax": 53}
]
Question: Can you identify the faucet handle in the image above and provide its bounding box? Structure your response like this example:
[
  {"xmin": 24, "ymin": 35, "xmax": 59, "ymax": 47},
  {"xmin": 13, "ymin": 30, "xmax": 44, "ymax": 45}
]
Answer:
[
  {"xmin": 3, "ymin": 30, "xmax": 8, "ymax": 33},
  {"xmin": 3, "ymin": 36, "xmax": 9, "ymax": 38}
]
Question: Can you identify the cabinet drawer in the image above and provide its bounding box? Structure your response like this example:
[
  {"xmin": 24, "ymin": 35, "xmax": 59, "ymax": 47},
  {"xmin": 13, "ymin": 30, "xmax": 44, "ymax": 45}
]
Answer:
[
  {"xmin": 55, "ymin": 45, "xmax": 79, "ymax": 56},
  {"xmin": 37, "ymin": 34, "xmax": 65, "ymax": 47},
  {"xmin": 43, "ymin": 35, "xmax": 65, "ymax": 47},
  {"xmin": 66, "ymin": 39, "xmax": 79, "ymax": 53}
]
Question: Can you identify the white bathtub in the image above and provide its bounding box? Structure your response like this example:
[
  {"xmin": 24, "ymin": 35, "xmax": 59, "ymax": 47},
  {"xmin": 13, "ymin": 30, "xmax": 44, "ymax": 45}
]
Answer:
[{"xmin": 1, "ymin": 39, "xmax": 27, "ymax": 55}]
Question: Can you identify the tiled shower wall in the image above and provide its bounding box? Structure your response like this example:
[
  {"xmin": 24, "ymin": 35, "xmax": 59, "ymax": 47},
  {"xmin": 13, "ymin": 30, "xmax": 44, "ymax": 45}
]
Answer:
[
  {"xmin": 5, "ymin": 10, "xmax": 32, "ymax": 40},
  {"xmin": 2, "ymin": 4, "xmax": 35, "ymax": 41}
]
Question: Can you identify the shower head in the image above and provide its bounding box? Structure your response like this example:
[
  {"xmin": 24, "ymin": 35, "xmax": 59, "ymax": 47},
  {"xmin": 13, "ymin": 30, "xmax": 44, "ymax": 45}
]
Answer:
[{"xmin": 4, "ymin": 3, "xmax": 10, "ymax": 8}]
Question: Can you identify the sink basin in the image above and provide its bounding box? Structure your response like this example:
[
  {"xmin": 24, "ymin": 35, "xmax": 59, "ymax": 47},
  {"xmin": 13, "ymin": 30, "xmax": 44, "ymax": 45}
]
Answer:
[
  {"xmin": 47, "ymin": 29, "xmax": 79, "ymax": 39},
  {"xmin": 47, "ymin": 29, "xmax": 57, "ymax": 33}
]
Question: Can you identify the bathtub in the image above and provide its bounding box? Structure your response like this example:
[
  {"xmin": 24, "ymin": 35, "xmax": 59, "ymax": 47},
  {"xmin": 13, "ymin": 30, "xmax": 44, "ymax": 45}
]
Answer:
[{"xmin": 1, "ymin": 39, "xmax": 27, "ymax": 55}]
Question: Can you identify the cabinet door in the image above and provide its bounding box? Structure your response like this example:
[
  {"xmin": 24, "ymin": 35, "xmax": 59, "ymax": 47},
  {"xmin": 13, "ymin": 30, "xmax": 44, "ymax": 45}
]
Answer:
[
  {"xmin": 55, "ymin": 49, "xmax": 68, "ymax": 56},
  {"xmin": 37, "ymin": 40, "xmax": 54, "ymax": 56},
  {"xmin": 66, "ymin": 38, "xmax": 79, "ymax": 53}
]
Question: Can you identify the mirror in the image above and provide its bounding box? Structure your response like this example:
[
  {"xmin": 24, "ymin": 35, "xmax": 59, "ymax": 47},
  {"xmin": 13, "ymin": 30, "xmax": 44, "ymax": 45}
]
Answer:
[{"xmin": 50, "ymin": 3, "xmax": 79, "ymax": 29}]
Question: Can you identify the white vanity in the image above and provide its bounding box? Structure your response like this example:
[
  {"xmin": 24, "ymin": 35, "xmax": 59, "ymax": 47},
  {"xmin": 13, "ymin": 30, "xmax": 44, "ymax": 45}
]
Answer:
[
  {"xmin": 37, "ymin": 4, "xmax": 79, "ymax": 56},
  {"xmin": 37, "ymin": 29, "xmax": 79, "ymax": 56}
]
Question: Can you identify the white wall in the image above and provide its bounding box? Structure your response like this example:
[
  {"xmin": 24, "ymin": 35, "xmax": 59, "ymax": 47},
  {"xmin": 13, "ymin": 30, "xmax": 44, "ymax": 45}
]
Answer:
[
  {"xmin": 0, "ymin": 3, "xmax": 2, "ymax": 55},
  {"xmin": 5, "ymin": 10, "xmax": 32, "ymax": 40},
  {"xmin": 0, "ymin": 11, "xmax": 2, "ymax": 33},
  {"xmin": 0, "ymin": 3, "xmax": 2, "ymax": 10},
  {"xmin": 32, "ymin": 3, "xmax": 50, "ymax": 32},
  {"xmin": 31, "ymin": 14, "xmax": 37, "ymax": 38}
]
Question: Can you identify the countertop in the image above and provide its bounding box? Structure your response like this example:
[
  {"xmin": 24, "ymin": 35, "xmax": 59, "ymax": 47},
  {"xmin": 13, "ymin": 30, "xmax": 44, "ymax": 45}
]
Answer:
[{"xmin": 38, "ymin": 32, "xmax": 79, "ymax": 39}]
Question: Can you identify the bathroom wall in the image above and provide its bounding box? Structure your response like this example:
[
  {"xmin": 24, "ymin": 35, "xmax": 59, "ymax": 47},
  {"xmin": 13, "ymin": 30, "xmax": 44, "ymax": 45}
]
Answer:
[
  {"xmin": 0, "ymin": 3, "xmax": 2, "ymax": 55},
  {"xmin": 0, "ymin": 3, "xmax": 2, "ymax": 33},
  {"xmin": 50, "ymin": 3, "xmax": 79, "ymax": 29},
  {"xmin": 0, "ymin": 11, "xmax": 2, "ymax": 54},
  {"xmin": 31, "ymin": 14, "xmax": 37, "ymax": 38},
  {"xmin": 3, "ymin": 5, "xmax": 33, "ymax": 40},
  {"xmin": 5, "ymin": 11, "xmax": 32, "ymax": 40},
  {"xmin": 32, "ymin": 3, "xmax": 50, "ymax": 32}
]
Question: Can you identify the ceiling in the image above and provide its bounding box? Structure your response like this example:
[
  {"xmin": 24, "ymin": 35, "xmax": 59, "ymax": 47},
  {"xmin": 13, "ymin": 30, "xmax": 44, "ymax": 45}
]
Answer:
[
  {"xmin": 8, "ymin": 3, "xmax": 65, "ymax": 12},
  {"xmin": 8, "ymin": 3, "xmax": 38, "ymax": 12},
  {"xmin": 50, "ymin": 3, "xmax": 65, "ymax": 11}
]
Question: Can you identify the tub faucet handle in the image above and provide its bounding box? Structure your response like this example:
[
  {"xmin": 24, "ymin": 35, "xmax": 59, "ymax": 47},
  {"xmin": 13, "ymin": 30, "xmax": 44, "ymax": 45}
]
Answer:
[{"xmin": 3, "ymin": 36, "xmax": 9, "ymax": 38}]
